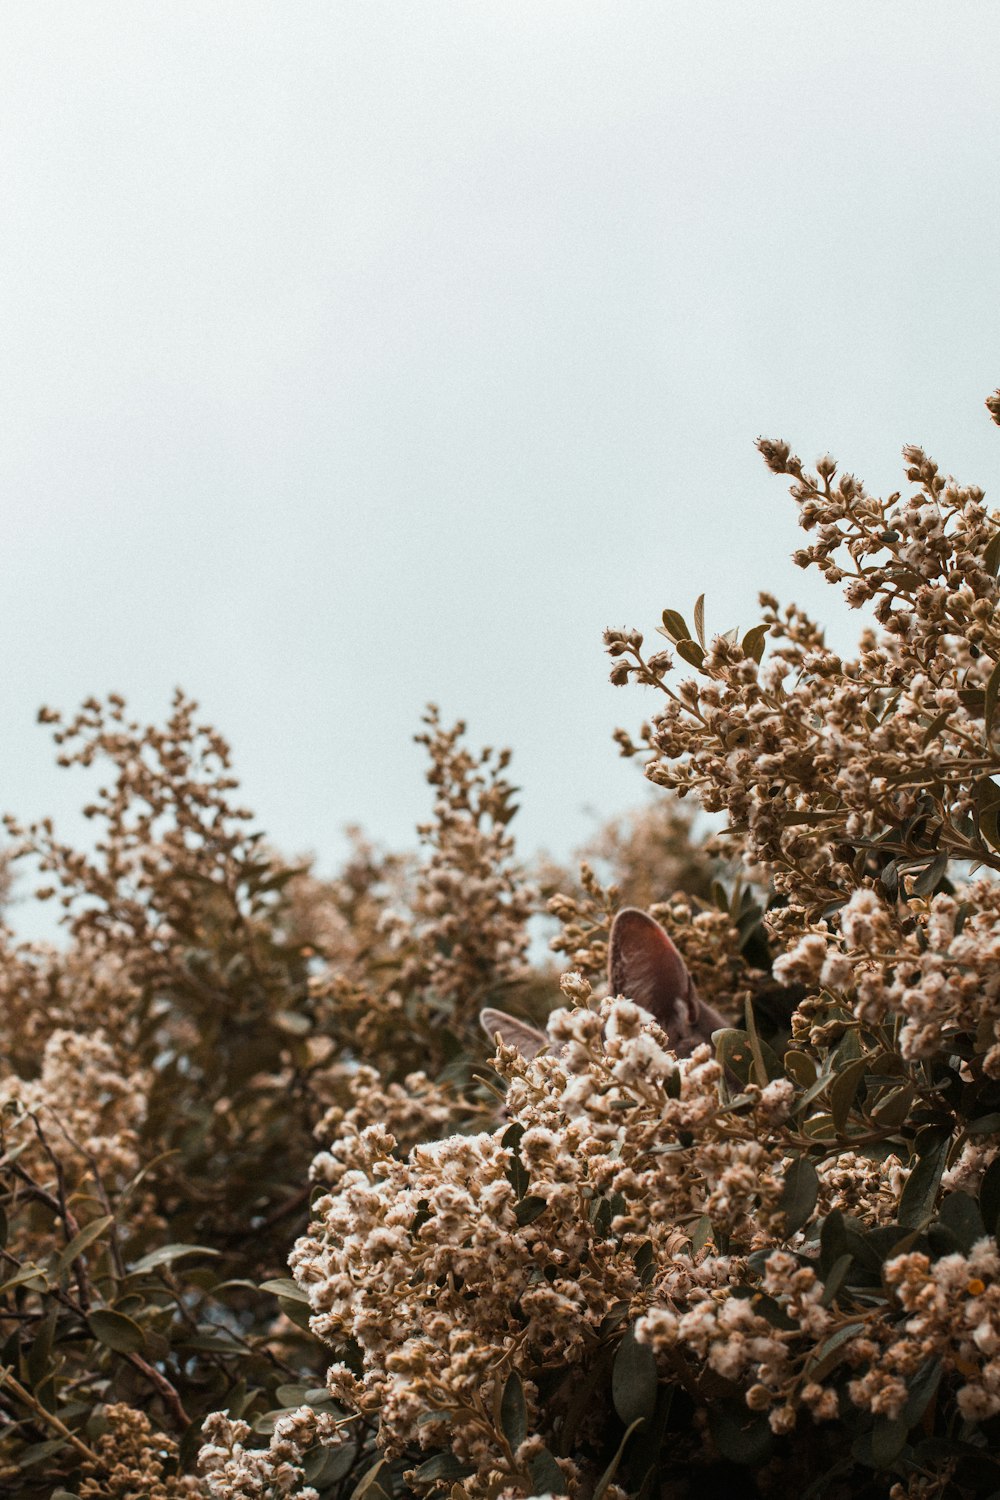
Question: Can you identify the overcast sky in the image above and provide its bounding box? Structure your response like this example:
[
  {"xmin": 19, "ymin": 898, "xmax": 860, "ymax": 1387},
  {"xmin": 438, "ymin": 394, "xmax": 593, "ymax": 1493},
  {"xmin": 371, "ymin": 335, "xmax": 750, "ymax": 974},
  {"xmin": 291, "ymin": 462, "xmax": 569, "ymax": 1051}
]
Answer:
[{"xmin": 3, "ymin": 3, "xmax": 999, "ymax": 933}]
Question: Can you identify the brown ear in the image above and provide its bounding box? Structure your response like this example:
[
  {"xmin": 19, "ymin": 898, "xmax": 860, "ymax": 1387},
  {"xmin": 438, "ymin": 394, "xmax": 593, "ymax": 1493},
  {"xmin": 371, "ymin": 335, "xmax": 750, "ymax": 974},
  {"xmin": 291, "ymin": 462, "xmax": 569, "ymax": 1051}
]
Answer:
[
  {"xmin": 480, "ymin": 1007, "xmax": 549, "ymax": 1059},
  {"xmin": 608, "ymin": 908, "xmax": 698, "ymax": 1035}
]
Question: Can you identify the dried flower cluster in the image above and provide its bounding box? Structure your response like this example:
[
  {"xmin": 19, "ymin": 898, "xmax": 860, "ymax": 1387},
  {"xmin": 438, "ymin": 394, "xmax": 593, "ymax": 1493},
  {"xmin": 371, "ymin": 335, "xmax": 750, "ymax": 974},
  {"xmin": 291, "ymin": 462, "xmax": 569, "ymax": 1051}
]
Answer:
[
  {"xmin": 272, "ymin": 391, "xmax": 1000, "ymax": 1500},
  {"xmin": 5, "ymin": 389, "xmax": 1000, "ymax": 1499}
]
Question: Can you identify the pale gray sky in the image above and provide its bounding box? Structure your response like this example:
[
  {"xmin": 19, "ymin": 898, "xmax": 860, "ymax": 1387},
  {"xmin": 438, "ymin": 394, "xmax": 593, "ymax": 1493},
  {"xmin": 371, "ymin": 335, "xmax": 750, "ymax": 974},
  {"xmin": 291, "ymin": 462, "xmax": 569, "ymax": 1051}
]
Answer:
[{"xmin": 3, "ymin": 3, "xmax": 999, "ymax": 929}]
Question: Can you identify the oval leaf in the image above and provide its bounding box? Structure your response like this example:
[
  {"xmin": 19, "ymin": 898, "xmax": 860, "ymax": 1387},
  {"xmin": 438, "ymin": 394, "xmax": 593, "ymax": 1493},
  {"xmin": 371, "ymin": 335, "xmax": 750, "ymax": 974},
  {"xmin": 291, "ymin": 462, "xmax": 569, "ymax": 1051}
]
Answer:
[
  {"xmin": 89, "ymin": 1308, "xmax": 146, "ymax": 1355},
  {"xmin": 500, "ymin": 1370, "xmax": 527, "ymax": 1450},
  {"xmin": 779, "ymin": 1156, "xmax": 819, "ymax": 1236},
  {"xmin": 131, "ymin": 1242, "xmax": 220, "ymax": 1274},
  {"xmin": 898, "ymin": 1136, "xmax": 949, "ymax": 1228},
  {"xmin": 612, "ymin": 1326, "xmax": 658, "ymax": 1428},
  {"xmin": 54, "ymin": 1215, "xmax": 114, "ymax": 1280}
]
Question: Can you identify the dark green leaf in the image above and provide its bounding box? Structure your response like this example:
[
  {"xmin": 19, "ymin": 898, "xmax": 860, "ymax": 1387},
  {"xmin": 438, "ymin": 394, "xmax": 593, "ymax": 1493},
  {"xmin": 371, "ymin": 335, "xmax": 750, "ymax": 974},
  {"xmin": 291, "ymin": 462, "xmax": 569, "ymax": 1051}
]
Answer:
[
  {"xmin": 708, "ymin": 1402, "xmax": 772, "ymax": 1466},
  {"xmin": 660, "ymin": 609, "xmax": 691, "ymax": 645},
  {"xmin": 870, "ymin": 1084, "xmax": 914, "ymax": 1128},
  {"xmin": 54, "ymin": 1216, "xmax": 114, "ymax": 1280},
  {"xmin": 676, "ymin": 638, "xmax": 705, "ymax": 670},
  {"xmin": 515, "ymin": 1195, "xmax": 546, "ymax": 1226},
  {"xmin": 784, "ymin": 1050, "xmax": 817, "ymax": 1087},
  {"xmin": 903, "ymin": 1357, "xmax": 942, "ymax": 1428},
  {"xmin": 871, "ymin": 1415, "xmax": 908, "ymax": 1469},
  {"xmin": 88, "ymin": 1308, "xmax": 146, "ymax": 1355},
  {"xmin": 500, "ymin": 1370, "xmax": 527, "ymax": 1450},
  {"xmin": 988, "ymin": 660, "xmax": 1000, "ymax": 741},
  {"xmin": 612, "ymin": 1326, "xmax": 658, "ymax": 1427},
  {"xmin": 937, "ymin": 1192, "xmax": 986, "ymax": 1253},
  {"xmin": 17, "ymin": 1439, "xmax": 66, "ymax": 1467},
  {"xmin": 980, "ymin": 1156, "xmax": 1000, "ymax": 1235},
  {"xmin": 713, "ymin": 1029, "xmax": 754, "ymax": 1083},
  {"xmin": 805, "ymin": 1322, "xmax": 865, "ymax": 1383},
  {"xmin": 779, "ymin": 1156, "xmax": 819, "ymax": 1236},
  {"xmin": 350, "ymin": 1457, "xmax": 393, "ymax": 1500},
  {"xmin": 830, "ymin": 1058, "xmax": 868, "ymax": 1133},
  {"xmin": 921, "ymin": 709, "xmax": 951, "ymax": 748},
  {"xmin": 131, "ymin": 1242, "xmax": 220, "ymax": 1274},
  {"xmin": 0, "ymin": 1263, "xmax": 47, "ymax": 1295},
  {"xmin": 693, "ymin": 593, "xmax": 706, "ymax": 648},
  {"xmin": 688, "ymin": 1215, "xmax": 714, "ymax": 1254},
  {"xmin": 911, "ymin": 852, "xmax": 949, "ymax": 896},
  {"xmin": 898, "ymin": 1136, "xmax": 950, "ymax": 1228},
  {"xmin": 820, "ymin": 1253, "xmax": 853, "ymax": 1308},
  {"xmin": 531, "ymin": 1449, "xmax": 566, "ymax": 1494},
  {"xmin": 741, "ymin": 623, "xmax": 768, "ymax": 663},
  {"xmin": 743, "ymin": 997, "xmax": 782, "ymax": 1084},
  {"xmin": 259, "ymin": 1278, "xmax": 309, "ymax": 1303},
  {"xmin": 593, "ymin": 1417, "xmax": 645, "ymax": 1500}
]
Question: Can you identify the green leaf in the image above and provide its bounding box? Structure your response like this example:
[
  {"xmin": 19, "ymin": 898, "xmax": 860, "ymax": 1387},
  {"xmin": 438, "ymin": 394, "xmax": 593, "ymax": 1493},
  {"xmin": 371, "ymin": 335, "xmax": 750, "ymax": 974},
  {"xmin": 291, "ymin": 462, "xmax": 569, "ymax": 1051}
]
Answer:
[
  {"xmin": 708, "ymin": 1401, "xmax": 772, "ymax": 1466},
  {"xmin": 921, "ymin": 708, "xmax": 951, "ymax": 748},
  {"xmin": 742, "ymin": 998, "xmax": 782, "ymax": 1084},
  {"xmin": 784, "ymin": 1050, "xmax": 817, "ymax": 1087},
  {"xmin": 0, "ymin": 1263, "xmax": 47, "ymax": 1295},
  {"xmin": 980, "ymin": 1156, "xmax": 1000, "ymax": 1234},
  {"xmin": 412, "ymin": 1453, "xmax": 473, "ymax": 1483},
  {"xmin": 871, "ymin": 1415, "xmax": 908, "ymax": 1470},
  {"xmin": 531, "ymin": 1449, "xmax": 565, "ymax": 1494},
  {"xmin": 830, "ymin": 1058, "xmax": 868, "ymax": 1133},
  {"xmin": 820, "ymin": 1253, "xmax": 853, "ymax": 1308},
  {"xmin": 910, "ymin": 851, "xmax": 948, "ymax": 896},
  {"xmin": 500, "ymin": 1370, "xmax": 527, "ymax": 1450},
  {"xmin": 986, "ymin": 660, "xmax": 1000, "ymax": 742},
  {"xmin": 898, "ymin": 1136, "xmax": 950, "ymax": 1228},
  {"xmin": 275, "ymin": 1383, "xmax": 313, "ymax": 1407},
  {"xmin": 54, "ymin": 1216, "xmax": 114, "ymax": 1280},
  {"xmin": 350, "ymin": 1457, "xmax": 393, "ymax": 1500},
  {"xmin": 17, "ymin": 1439, "xmax": 67, "ymax": 1467},
  {"xmin": 687, "ymin": 1214, "xmax": 714, "ymax": 1255},
  {"xmin": 713, "ymin": 1029, "xmax": 754, "ymax": 1083},
  {"xmin": 676, "ymin": 638, "xmax": 706, "ymax": 670},
  {"xmin": 89, "ymin": 1308, "xmax": 146, "ymax": 1354},
  {"xmin": 593, "ymin": 1417, "xmax": 645, "ymax": 1500},
  {"xmin": 514, "ymin": 1195, "xmax": 546, "ymax": 1226},
  {"xmin": 741, "ymin": 623, "xmax": 768, "ymax": 663},
  {"xmin": 804, "ymin": 1322, "xmax": 865, "ymax": 1383},
  {"xmin": 779, "ymin": 1156, "xmax": 819, "ymax": 1236},
  {"xmin": 902, "ymin": 1357, "xmax": 942, "ymax": 1427},
  {"xmin": 869, "ymin": 1084, "xmax": 914, "ymax": 1128},
  {"xmin": 612, "ymin": 1326, "xmax": 658, "ymax": 1428},
  {"xmin": 660, "ymin": 609, "xmax": 691, "ymax": 645},
  {"xmin": 259, "ymin": 1278, "xmax": 309, "ymax": 1303},
  {"xmin": 693, "ymin": 593, "xmax": 706, "ymax": 647},
  {"xmin": 131, "ymin": 1243, "xmax": 220, "ymax": 1274},
  {"xmin": 937, "ymin": 1192, "xmax": 986, "ymax": 1252}
]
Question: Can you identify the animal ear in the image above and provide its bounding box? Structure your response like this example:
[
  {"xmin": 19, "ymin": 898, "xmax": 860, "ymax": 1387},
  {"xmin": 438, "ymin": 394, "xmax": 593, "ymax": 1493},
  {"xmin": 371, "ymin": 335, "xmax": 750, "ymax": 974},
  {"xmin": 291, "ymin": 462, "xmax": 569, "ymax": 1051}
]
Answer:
[
  {"xmin": 608, "ymin": 908, "xmax": 698, "ymax": 1034},
  {"xmin": 480, "ymin": 1007, "xmax": 549, "ymax": 1059}
]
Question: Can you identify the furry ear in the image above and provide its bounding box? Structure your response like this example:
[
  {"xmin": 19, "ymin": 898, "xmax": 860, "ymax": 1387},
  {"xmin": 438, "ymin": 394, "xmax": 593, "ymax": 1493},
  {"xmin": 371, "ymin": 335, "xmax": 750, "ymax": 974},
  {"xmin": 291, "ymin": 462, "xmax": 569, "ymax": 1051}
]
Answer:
[
  {"xmin": 480, "ymin": 1007, "xmax": 549, "ymax": 1059},
  {"xmin": 607, "ymin": 908, "xmax": 699, "ymax": 1035}
]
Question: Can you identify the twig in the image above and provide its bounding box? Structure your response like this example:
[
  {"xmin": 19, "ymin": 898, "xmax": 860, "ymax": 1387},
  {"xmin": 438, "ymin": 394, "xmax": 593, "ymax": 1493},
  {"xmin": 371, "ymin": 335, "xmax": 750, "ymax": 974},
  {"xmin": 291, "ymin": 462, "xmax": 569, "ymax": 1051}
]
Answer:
[{"xmin": 0, "ymin": 1364, "xmax": 102, "ymax": 1467}]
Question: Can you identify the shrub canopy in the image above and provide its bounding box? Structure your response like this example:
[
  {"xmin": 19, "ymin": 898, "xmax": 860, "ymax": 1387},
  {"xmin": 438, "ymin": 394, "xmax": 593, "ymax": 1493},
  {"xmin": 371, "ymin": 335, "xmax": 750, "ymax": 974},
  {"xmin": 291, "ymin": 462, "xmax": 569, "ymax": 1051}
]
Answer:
[{"xmin": 4, "ymin": 393, "xmax": 1000, "ymax": 1500}]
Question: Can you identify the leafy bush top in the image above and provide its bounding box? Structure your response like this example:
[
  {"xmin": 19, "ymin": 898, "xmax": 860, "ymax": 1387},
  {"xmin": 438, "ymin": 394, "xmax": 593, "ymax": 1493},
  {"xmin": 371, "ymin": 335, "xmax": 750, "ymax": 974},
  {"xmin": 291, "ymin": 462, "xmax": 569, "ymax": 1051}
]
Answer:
[{"xmin": 4, "ymin": 391, "xmax": 1000, "ymax": 1500}]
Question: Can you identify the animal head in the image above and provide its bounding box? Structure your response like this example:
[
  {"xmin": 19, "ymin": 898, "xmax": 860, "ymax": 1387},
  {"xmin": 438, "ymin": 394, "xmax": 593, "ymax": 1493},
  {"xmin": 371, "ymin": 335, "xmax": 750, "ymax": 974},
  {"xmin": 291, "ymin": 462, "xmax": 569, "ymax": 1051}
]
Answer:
[{"xmin": 480, "ymin": 906, "xmax": 726, "ymax": 1060}]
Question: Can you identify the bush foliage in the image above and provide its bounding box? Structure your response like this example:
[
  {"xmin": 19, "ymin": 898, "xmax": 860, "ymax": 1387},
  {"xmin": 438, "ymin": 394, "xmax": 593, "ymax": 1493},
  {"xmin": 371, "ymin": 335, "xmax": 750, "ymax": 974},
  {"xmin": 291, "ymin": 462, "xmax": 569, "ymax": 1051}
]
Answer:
[{"xmin": 4, "ymin": 393, "xmax": 1000, "ymax": 1499}]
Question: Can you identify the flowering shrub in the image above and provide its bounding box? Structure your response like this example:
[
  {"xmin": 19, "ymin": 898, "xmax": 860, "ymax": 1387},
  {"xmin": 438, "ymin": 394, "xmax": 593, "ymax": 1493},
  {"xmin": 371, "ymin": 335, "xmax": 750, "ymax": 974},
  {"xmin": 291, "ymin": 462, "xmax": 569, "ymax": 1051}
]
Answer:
[{"xmin": 4, "ymin": 390, "xmax": 1000, "ymax": 1498}]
